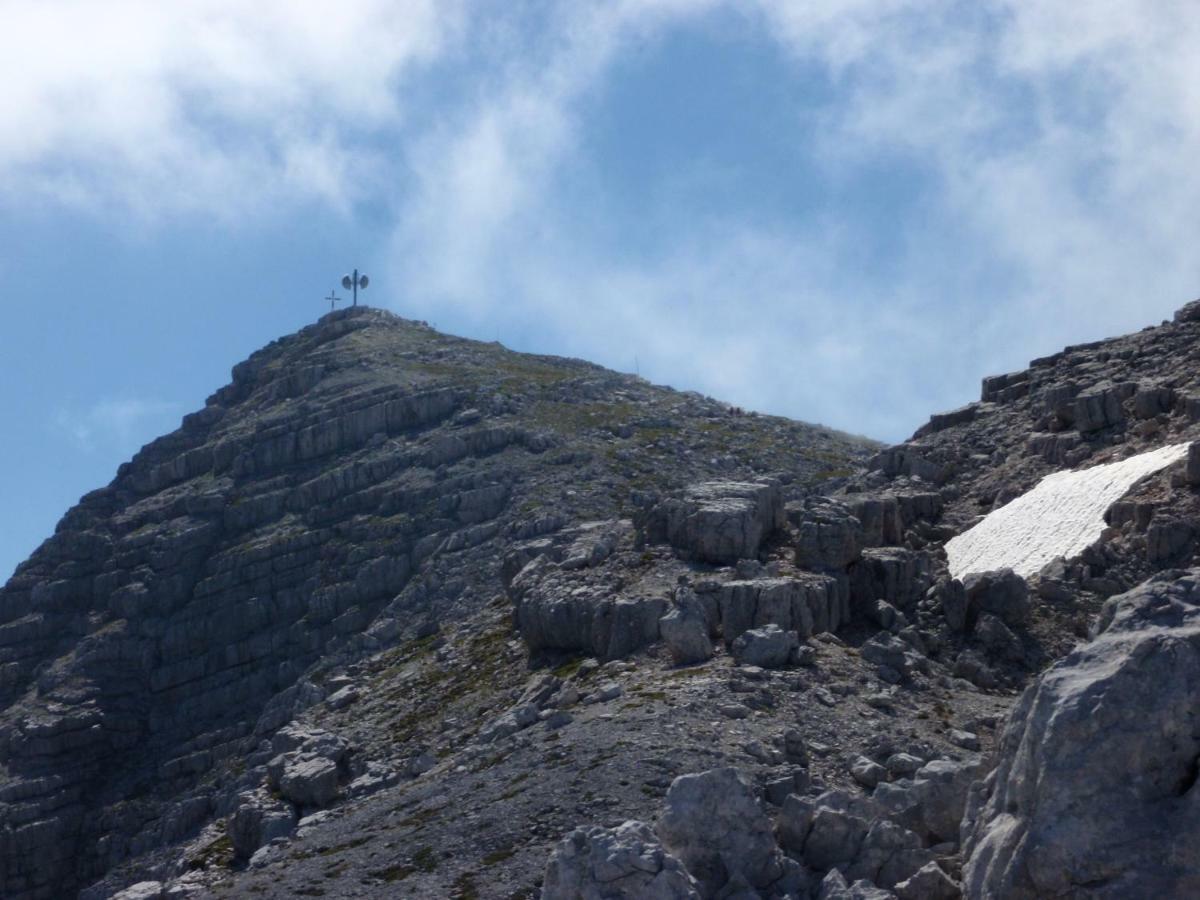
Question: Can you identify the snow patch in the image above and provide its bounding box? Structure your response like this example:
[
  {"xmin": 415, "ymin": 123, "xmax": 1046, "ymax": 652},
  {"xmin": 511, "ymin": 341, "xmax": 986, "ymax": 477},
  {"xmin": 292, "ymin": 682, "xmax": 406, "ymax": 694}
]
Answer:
[{"xmin": 946, "ymin": 443, "xmax": 1190, "ymax": 580}]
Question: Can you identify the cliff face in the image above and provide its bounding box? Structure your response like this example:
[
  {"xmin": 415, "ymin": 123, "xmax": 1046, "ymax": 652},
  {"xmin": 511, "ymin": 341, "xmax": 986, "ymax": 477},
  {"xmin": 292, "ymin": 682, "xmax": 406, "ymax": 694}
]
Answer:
[{"xmin": 0, "ymin": 307, "xmax": 872, "ymax": 898}]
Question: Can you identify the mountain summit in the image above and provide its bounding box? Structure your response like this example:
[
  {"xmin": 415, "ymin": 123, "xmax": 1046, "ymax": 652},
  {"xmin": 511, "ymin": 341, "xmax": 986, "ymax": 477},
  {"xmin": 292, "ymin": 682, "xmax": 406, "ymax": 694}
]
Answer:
[
  {"xmin": 0, "ymin": 307, "xmax": 871, "ymax": 898},
  {"xmin": 9, "ymin": 300, "xmax": 1200, "ymax": 898}
]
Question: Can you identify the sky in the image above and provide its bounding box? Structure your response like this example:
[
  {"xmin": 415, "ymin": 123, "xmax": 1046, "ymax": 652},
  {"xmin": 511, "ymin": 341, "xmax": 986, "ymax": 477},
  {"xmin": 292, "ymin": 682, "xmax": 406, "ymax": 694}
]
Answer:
[{"xmin": 2, "ymin": 0, "xmax": 1199, "ymax": 581}]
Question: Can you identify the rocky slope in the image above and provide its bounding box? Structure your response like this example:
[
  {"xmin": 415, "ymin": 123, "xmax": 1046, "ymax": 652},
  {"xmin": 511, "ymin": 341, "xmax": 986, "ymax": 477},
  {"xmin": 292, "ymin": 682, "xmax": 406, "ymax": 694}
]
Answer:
[
  {"xmin": 9, "ymin": 298, "xmax": 1200, "ymax": 899},
  {"xmin": 0, "ymin": 307, "xmax": 872, "ymax": 899}
]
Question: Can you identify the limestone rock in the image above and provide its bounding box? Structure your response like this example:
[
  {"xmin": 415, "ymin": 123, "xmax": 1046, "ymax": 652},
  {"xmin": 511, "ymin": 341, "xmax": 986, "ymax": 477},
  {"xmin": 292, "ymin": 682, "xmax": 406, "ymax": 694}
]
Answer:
[
  {"xmin": 718, "ymin": 574, "xmax": 847, "ymax": 642},
  {"xmin": 228, "ymin": 792, "xmax": 298, "ymax": 859},
  {"xmin": 816, "ymin": 869, "xmax": 896, "ymax": 899},
  {"xmin": 269, "ymin": 753, "xmax": 339, "ymax": 808},
  {"xmin": 1073, "ymin": 383, "xmax": 1126, "ymax": 432},
  {"xmin": 542, "ymin": 820, "xmax": 700, "ymax": 900},
  {"xmin": 961, "ymin": 569, "xmax": 1029, "ymax": 627},
  {"xmin": 511, "ymin": 558, "xmax": 667, "ymax": 661},
  {"xmin": 893, "ymin": 862, "xmax": 960, "ymax": 900},
  {"xmin": 659, "ymin": 591, "xmax": 713, "ymax": 666},
  {"xmin": 657, "ymin": 768, "xmax": 783, "ymax": 897},
  {"xmin": 850, "ymin": 549, "xmax": 932, "ymax": 616},
  {"xmin": 111, "ymin": 883, "xmax": 166, "ymax": 900},
  {"xmin": 873, "ymin": 758, "xmax": 984, "ymax": 845},
  {"xmin": 792, "ymin": 497, "xmax": 863, "ymax": 570},
  {"xmin": 731, "ymin": 624, "xmax": 798, "ymax": 669},
  {"xmin": 962, "ymin": 571, "xmax": 1200, "ymax": 898},
  {"xmin": 645, "ymin": 481, "xmax": 784, "ymax": 564}
]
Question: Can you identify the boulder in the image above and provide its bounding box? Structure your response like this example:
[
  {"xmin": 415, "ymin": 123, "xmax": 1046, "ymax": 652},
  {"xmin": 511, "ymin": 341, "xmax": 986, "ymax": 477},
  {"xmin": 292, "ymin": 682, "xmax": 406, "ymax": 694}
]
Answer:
[
  {"xmin": 973, "ymin": 613, "xmax": 1024, "ymax": 663},
  {"xmin": 657, "ymin": 768, "xmax": 783, "ymax": 896},
  {"xmin": 850, "ymin": 549, "xmax": 933, "ymax": 616},
  {"xmin": 846, "ymin": 819, "xmax": 932, "ymax": 889},
  {"xmin": 962, "ymin": 571, "xmax": 1200, "ymax": 898},
  {"xmin": 873, "ymin": 758, "xmax": 985, "ymax": 845},
  {"xmin": 659, "ymin": 593, "xmax": 714, "ymax": 666},
  {"xmin": 931, "ymin": 578, "xmax": 968, "ymax": 632},
  {"xmin": 792, "ymin": 497, "xmax": 864, "ymax": 570},
  {"xmin": 268, "ymin": 753, "xmax": 339, "ymax": 808},
  {"xmin": 1073, "ymin": 384, "xmax": 1125, "ymax": 432},
  {"xmin": 1186, "ymin": 442, "xmax": 1200, "ymax": 486},
  {"xmin": 542, "ymin": 820, "xmax": 700, "ymax": 900},
  {"xmin": 717, "ymin": 575, "xmax": 847, "ymax": 643},
  {"xmin": 850, "ymin": 496, "xmax": 904, "ymax": 548},
  {"xmin": 645, "ymin": 481, "xmax": 784, "ymax": 564},
  {"xmin": 816, "ymin": 870, "xmax": 896, "ymax": 899},
  {"xmin": 800, "ymin": 799, "xmax": 871, "ymax": 871},
  {"xmin": 1146, "ymin": 516, "xmax": 1193, "ymax": 563},
  {"xmin": 961, "ymin": 569, "xmax": 1029, "ymax": 627},
  {"xmin": 111, "ymin": 884, "xmax": 166, "ymax": 900},
  {"xmin": 511, "ymin": 559, "xmax": 667, "ymax": 661},
  {"xmin": 1133, "ymin": 384, "xmax": 1174, "ymax": 419},
  {"xmin": 869, "ymin": 445, "xmax": 945, "ymax": 483},
  {"xmin": 228, "ymin": 792, "xmax": 298, "ymax": 859},
  {"xmin": 731, "ymin": 624, "xmax": 798, "ymax": 669},
  {"xmin": 894, "ymin": 862, "xmax": 960, "ymax": 900}
]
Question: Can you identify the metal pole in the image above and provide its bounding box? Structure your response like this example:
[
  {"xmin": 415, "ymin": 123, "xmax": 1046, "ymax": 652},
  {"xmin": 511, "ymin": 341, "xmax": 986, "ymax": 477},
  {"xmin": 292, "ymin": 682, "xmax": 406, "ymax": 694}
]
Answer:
[{"xmin": 353, "ymin": 269, "xmax": 358, "ymax": 307}]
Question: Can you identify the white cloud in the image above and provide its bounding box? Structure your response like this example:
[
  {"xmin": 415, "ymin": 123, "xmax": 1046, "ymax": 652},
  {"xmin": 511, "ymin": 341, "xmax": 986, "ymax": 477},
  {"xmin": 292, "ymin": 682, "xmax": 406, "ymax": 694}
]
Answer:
[
  {"xmin": 383, "ymin": 0, "xmax": 1200, "ymax": 439},
  {"xmin": 0, "ymin": 0, "xmax": 460, "ymax": 218},
  {"xmin": 8, "ymin": 1, "xmax": 1200, "ymax": 441},
  {"xmin": 55, "ymin": 398, "xmax": 181, "ymax": 451}
]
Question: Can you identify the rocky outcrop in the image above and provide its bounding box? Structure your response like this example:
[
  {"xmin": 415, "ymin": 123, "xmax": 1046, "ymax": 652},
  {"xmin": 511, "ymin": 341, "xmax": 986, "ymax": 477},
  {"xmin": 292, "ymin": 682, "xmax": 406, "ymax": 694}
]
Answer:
[
  {"xmin": 849, "ymin": 548, "xmax": 934, "ymax": 623},
  {"xmin": 962, "ymin": 571, "xmax": 1200, "ymax": 898},
  {"xmin": 716, "ymin": 575, "xmax": 849, "ymax": 642},
  {"xmin": 659, "ymin": 589, "xmax": 714, "ymax": 666},
  {"xmin": 509, "ymin": 550, "xmax": 669, "ymax": 662},
  {"xmin": 0, "ymin": 307, "xmax": 874, "ymax": 899},
  {"xmin": 542, "ymin": 820, "xmax": 701, "ymax": 900},
  {"xmin": 730, "ymin": 623, "xmax": 799, "ymax": 669},
  {"xmin": 657, "ymin": 768, "xmax": 797, "ymax": 897},
  {"xmin": 792, "ymin": 497, "xmax": 864, "ymax": 570},
  {"xmin": 643, "ymin": 481, "xmax": 785, "ymax": 564}
]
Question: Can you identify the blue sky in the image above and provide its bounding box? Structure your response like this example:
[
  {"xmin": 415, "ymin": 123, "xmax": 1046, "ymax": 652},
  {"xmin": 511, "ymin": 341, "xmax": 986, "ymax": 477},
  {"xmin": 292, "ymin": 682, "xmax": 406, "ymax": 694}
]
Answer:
[{"xmin": 2, "ymin": 0, "xmax": 1199, "ymax": 580}]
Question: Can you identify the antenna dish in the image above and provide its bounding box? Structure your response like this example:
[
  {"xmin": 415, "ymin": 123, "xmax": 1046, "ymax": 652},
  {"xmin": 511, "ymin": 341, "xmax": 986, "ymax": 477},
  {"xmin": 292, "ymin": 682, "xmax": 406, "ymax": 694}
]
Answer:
[
  {"xmin": 358, "ymin": 275, "xmax": 369, "ymax": 289},
  {"xmin": 341, "ymin": 275, "xmax": 353, "ymax": 290}
]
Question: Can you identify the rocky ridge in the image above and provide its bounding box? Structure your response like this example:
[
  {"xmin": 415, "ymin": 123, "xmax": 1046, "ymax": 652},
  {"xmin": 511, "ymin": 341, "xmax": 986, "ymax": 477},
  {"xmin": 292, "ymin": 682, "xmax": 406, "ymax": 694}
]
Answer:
[
  {"xmin": 0, "ymin": 307, "xmax": 871, "ymax": 898},
  {"xmin": 8, "ymin": 299, "xmax": 1200, "ymax": 898}
]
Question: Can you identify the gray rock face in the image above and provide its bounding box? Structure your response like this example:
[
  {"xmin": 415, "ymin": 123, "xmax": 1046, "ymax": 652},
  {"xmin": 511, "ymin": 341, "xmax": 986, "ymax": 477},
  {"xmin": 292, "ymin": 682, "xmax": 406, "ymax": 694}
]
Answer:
[
  {"xmin": 511, "ymin": 555, "xmax": 667, "ymax": 661},
  {"xmin": 849, "ymin": 496, "xmax": 905, "ymax": 548},
  {"xmin": 1186, "ymin": 441, "xmax": 1200, "ymax": 485},
  {"xmin": 659, "ymin": 591, "xmax": 713, "ymax": 666},
  {"xmin": 645, "ymin": 481, "xmax": 784, "ymax": 564},
  {"xmin": 932, "ymin": 578, "xmax": 969, "ymax": 632},
  {"xmin": 718, "ymin": 574, "xmax": 848, "ymax": 642},
  {"xmin": 228, "ymin": 792, "xmax": 298, "ymax": 859},
  {"xmin": 962, "ymin": 571, "xmax": 1200, "ymax": 898},
  {"xmin": 0, "ymin": 306, "xmax": 878, "ymax": 899},
  {"xmin": 730, "ymin": 624, "xmax": 798, "ymax": 669},
  {"xmin": 817, "ymin": 869, "xmax": 897, "ymax": 899},
  {"xmin": 111, "ymin": 883, "xmax": 166, "ymax": 900},
  {"xmin": 894, "ymin": 862, "xmax": 960, "ymax": 900},
  {"xmin": 1074, "ymin": 383, "xmax": 1126, "ymax": 432},
  {"xmin": 961, "ymin": 569, "xmax": 1029, "ymax": 627},
  {"xmin": 657, "ymin": 768, "xmax": 783, "ymax": 897},
  {"xmin": 542, "ymin": 820, "xmax": 700, "ymax": 900},
  {"xmin": 850, "ymin": 549, "xmax": 933, "ymax": 617},
  {"xmin": 792, "ymin": 497, "xmax": 864, "ymax": 570},
  {"xmin": 873, "ymin": 758, "xmax": 985, "ymax": 845},
  {"xmin": 269, "ymin": 754, "xmax": 339, "ymax": 808}
]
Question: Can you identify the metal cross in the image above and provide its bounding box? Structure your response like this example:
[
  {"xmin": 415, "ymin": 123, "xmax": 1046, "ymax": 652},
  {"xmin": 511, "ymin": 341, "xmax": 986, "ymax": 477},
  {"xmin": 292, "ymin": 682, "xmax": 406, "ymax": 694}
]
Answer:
[{"xmin": 325, "ymin": 289, "xmax": 342, "ymax": 312}]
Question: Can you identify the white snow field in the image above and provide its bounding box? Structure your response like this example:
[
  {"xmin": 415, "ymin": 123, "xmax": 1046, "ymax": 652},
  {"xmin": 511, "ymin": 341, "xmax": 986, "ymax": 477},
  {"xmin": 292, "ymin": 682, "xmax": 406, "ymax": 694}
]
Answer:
[{"xmin": 945, "ymin": 443, "xmax": 1190, "ymax": 580}]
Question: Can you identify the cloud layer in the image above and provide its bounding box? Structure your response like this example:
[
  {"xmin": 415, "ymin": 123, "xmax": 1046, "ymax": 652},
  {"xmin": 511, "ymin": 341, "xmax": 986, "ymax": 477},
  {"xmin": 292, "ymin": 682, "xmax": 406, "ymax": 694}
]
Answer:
[{"xmin": 7, "ymin": 1, "xmax": 1199, "ymax": 439}]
